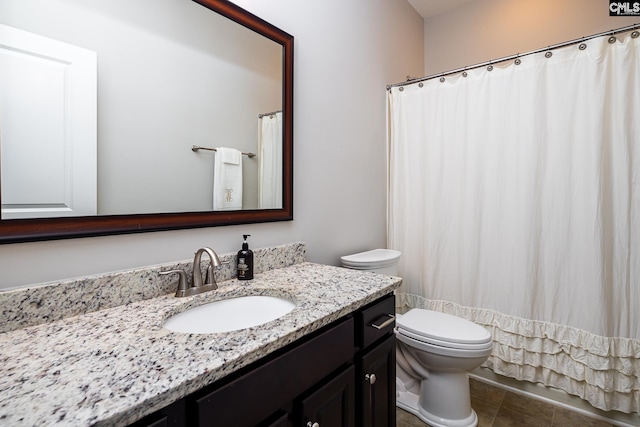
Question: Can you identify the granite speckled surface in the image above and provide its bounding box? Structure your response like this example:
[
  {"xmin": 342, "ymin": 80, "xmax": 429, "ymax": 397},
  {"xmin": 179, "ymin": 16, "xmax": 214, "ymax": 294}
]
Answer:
[
  {"xmin": 0, "ymin": 242, "xmax": 306, "ymax": 333},
  {"xmin": 0, "ymin": 260, "xmax": 401, "ymax": 426}
]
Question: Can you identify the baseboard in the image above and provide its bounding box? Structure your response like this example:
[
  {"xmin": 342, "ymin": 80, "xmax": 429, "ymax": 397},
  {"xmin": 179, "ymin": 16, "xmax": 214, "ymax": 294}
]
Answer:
[{"xmin": 469, "ymin": 367, "xmax": 640, "ymax": 427}]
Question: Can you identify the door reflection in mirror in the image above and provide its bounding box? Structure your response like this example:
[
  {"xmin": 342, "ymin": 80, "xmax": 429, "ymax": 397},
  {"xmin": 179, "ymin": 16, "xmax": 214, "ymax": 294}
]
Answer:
[{"xmin": 0, "ymin": 24, "xmax": 97, "ymax": 219}]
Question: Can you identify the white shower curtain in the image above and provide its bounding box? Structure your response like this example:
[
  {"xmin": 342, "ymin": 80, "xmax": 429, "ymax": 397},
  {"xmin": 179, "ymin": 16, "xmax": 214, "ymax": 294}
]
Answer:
[
  {"xmin": 387, "ymin": 30, "xmax": 640, "ymax": 413},
  {"xmin": 258, "ymin": 111, "xmax": 283, "ymax": 209}
]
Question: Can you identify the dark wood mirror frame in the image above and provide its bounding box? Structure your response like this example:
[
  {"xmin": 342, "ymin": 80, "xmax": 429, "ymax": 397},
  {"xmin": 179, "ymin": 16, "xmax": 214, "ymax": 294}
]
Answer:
[{"xmin": 0, "ymin": 0, "xmax": 293, "ymax": 244}]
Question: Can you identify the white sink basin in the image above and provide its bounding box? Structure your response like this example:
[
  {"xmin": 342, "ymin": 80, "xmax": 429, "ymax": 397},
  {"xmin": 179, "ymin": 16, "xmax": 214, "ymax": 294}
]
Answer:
[{"xmin": 164, "ymin": 295, "xmax": 295, "ymax": 334}]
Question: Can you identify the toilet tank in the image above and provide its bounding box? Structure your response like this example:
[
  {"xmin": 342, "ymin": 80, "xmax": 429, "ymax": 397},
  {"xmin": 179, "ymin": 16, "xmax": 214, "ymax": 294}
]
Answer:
[{"xmin": 340, "ymin": 249, "xmax": 401, "ymax": 276}]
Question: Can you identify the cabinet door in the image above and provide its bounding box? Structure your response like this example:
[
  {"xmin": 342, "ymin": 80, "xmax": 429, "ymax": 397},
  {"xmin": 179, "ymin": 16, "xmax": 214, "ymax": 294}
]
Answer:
[
  {"xmin": 262, "ymin": 410, "xmax": 291, "ymax": 427},
  {"xmin": 301, "ymin": 365, "xmax": 355, "ymax": 427},
  {"xmin": 360, "ymin": 334, "xmax": 396, "ymax": 427},
  {"xmin": 128, "ymin": 399, "xmax": 186, "ymax": 427}
]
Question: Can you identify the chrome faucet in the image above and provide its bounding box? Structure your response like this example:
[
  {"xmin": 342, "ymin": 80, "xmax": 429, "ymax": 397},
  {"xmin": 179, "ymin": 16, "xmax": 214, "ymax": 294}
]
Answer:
[
  {"xmin": 192, "ymin": 247, "xmax": 222, "ymax": 288},
  {"xmin": 160, "ymin": 247, "xmax": 223, "ymax": 297}
]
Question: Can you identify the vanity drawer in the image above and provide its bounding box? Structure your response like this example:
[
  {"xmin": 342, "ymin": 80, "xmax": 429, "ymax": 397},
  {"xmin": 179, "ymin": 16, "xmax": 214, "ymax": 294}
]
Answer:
[{"xmin": 359, "ymin": 294, "xmax": 396, "ymax": 349}]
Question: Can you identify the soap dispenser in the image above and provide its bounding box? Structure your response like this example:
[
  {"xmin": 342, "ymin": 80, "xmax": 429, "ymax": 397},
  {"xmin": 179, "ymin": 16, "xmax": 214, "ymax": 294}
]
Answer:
[{"xmin": 237, "ymin": 234, "xmax": 254, "ymax": 280}]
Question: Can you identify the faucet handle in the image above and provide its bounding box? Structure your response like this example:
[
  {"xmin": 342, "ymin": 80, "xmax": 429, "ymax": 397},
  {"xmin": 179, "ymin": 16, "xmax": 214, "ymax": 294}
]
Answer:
[
  {"xmin": 204, "ymin": 264, "xmax": 217, "ymax": 289},
  {"xmin": 159, "ymin": 269, "xmax": 189, "ymax": 293}
]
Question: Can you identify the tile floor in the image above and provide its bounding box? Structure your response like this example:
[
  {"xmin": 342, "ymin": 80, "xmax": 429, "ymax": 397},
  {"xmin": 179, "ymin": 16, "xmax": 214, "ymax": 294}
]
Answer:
[{"xmin": 396, "ymin": 378, "xmax": 615, "ymax": 427}]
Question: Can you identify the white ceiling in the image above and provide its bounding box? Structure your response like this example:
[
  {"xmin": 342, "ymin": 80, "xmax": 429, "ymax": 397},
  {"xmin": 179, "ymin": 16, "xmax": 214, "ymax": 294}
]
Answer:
[{"xmin": 406, "ymin": 0, "xmax": 476, "ymax": 18}]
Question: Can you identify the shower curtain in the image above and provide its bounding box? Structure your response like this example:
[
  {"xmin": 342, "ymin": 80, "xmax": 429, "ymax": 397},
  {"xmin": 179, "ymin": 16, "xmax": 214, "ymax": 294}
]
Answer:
[
  {"xmin": 387, "ymin": 30, "xmax": 640, "ymax": 413},
  {"xmin": 258, "ymin": 111, "xmax": 283, "ymax": 209}
]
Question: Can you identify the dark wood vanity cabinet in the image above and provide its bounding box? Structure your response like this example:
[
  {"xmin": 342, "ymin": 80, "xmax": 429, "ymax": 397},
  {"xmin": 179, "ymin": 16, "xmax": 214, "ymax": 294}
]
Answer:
[{"xmin": 131, "ymin": 294, "xmax": 396, "ymax": 427}]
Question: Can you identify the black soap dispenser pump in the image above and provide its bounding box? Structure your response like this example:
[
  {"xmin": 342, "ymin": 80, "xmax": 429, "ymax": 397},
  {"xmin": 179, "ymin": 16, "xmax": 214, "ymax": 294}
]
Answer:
[{"xmin": 237, "ymin": 234, "xmax": 254, "ymax": 280}]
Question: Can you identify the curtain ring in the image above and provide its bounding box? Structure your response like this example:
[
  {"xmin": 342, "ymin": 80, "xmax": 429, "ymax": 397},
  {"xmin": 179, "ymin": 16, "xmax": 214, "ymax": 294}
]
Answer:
[
  {"xmin": 545, "ymin": 51, "xmax": 553, "ymax": 58},
  {"xmin": 608, "ymin": 36, "xmax": 617, "ymax": 44},
  {"xmin": 418, "ymin": 82, "xmax": 424, "ymax": 88},
  {"xmin": 399, "ymin": 87, "xmax": 404, "ymax": 92},
  {"xmin": 462, "ymin": 71, "xmax": 468, "ymax": 77},
  {"xmin": 631, "ymin": 31, "xmax": 639, "ymax": 39},
  {"xmin": 578, "ymin": 36, "xmax": 587, "ymax": 50},
  {"xmin": 487, "ymin": 61, "xmax": 493, "ymax": 71},
  {"xmin": 514, "ymin": 55, "xmax": 521, "ymax": 65},
  {"xmin": 439, "ymin": 77, "xmax": 445, "ymax": 83}
]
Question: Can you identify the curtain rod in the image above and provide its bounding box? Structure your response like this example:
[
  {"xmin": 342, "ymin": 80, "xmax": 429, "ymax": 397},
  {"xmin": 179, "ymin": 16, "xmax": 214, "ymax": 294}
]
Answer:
[
  {"xmin": 191, "ymin": 145, "xmax": 256, "ymax": 158},
  {"xmin": 258, "ymin": 109, "xmax": 282, "ymax": 118},
  {"xmin": 387, "ymin": 22, "xmax": 640, "ymax": 90}
]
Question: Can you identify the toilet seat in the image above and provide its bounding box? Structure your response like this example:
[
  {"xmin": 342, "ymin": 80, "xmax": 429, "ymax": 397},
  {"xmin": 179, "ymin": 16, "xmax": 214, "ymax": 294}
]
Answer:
[
  {"xmin": 396, "ymin": 328, "xmax": 493, "ymax": 359},
  {"xmin": 396, "ymin": 309, "xmax": 492, "ymax": 352}
]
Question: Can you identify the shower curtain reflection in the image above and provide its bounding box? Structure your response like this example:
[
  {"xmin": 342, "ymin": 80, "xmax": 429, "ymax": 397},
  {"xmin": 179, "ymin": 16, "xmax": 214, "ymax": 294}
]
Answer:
[
  {"xmin": 258, "ymin": 111, "xmax": 283, "ymax": 209},
  {"xmin": 387, "ymin": 30, "xmax": 640, "ymax": 413}
]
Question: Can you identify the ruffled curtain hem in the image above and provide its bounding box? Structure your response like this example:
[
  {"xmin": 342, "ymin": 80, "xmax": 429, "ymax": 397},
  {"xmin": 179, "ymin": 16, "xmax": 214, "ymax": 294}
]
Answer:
[{"xmin": 396, "ymin": 292, "xmax": 640, "ymax": 414}]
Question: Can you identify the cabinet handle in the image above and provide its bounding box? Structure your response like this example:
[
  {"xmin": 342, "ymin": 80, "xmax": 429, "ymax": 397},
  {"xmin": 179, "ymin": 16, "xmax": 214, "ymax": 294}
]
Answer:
[
  {"xmin": 365, "ymin": 373, "xmax": 377, "ymax": 384},
  {"xmin": 307, "ymin": 422, "xmax": 320, "ymax": 427},
  {"xmin": 370, "ymin": 314, "xmax": 395, "ymax": 330}
]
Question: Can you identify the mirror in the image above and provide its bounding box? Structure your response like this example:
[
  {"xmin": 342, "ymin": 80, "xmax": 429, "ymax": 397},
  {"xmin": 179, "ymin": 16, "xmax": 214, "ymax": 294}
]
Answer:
[{"xmin": 0, "ymin": 0, "xmax": 293, "ymax": 243}]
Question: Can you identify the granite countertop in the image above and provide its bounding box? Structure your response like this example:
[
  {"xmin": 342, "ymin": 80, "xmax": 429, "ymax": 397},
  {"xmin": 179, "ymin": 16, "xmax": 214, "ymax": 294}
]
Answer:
[{"xmin": 0, "ymin": 262, "xmax": 401, "ymax": 426}]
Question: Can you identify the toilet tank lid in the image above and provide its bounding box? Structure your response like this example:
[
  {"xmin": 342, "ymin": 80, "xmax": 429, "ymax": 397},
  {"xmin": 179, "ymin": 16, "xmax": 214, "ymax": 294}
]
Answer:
[
  {"xmin": 396, "ymin": 309, "xmax": 491, "ymax": 345},
  {"xmin": 340, "ymin": 249, "xmax": 401, "ymax": 267}
]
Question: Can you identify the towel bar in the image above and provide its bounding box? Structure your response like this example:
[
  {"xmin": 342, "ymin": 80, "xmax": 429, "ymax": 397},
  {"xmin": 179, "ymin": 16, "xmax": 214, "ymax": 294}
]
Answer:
[{"xmin": 191, "ymin": 145, "xmax": 256, "ymax": 158}]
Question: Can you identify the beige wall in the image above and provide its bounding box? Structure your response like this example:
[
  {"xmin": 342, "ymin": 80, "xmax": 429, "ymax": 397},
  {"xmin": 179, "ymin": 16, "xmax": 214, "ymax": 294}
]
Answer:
[
  {"xmin": 424, "ymin": 0, "xmax": 639, "ymax": 75},
  {"xmin": 0, "ymin": 0, "xmax": 423, "ymax": 289}
]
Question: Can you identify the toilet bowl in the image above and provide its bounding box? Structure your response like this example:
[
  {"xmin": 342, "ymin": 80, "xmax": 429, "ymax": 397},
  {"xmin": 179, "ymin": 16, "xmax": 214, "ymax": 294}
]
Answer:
[
  {"xmin": 341, "ymin": 249, "xmax": 493, "ymax": 427},
  {"xmin": 396, "ymin": 309, "xmax": 492, "ymax": 427}
]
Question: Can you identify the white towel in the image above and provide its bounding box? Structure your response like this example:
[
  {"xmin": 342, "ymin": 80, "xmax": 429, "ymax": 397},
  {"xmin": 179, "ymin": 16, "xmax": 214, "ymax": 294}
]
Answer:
[{"xmin": 213, "ymin": 147, "xmax": 242, "ymax": 210}]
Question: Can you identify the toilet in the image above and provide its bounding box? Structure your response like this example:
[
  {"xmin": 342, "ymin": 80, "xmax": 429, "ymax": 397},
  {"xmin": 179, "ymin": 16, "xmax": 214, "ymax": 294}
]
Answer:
[{"xmin": 340, "ymin": 249, "xmax": 493, "ymax": 427}]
